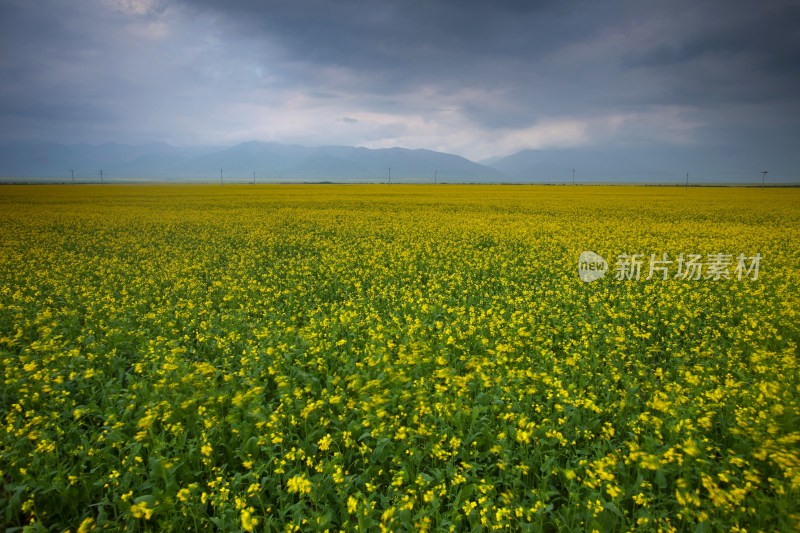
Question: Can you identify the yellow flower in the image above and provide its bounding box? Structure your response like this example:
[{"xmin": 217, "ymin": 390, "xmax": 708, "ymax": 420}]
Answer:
[
  {"xmin": 333, "ymin": 467, "xmax": 346, "ymax": 484},
  {"xmin": 130, "ymin": 501, "xmax": 153, "ymax": 520},
  {"xmin": 683, "ymin": 439, "xmax": 700, "ymax": 458},
  {"xmin": 347, "ymin": 495, "xmax": 359, "ymax": 513},
  {"xmin": 77, "ymin": 517, "xmax": 95, "ymax": 533},
  {"xmin": 241, "ymin": 508, "xmax": 259, "ymax": 532},
  {"xmin": 318, "ymin": 433, "xmax": 333, "ymax": 451},
  {"xmin": 286, "ymin": 474, "xmax": 312, "ymax": 495},
  {"xmin": 606, "ymin": 484, "xmax": 622, "ymax": 499}
]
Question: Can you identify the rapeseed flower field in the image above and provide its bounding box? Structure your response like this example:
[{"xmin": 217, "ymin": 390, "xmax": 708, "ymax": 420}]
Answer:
[{"xmin": 0, "ymin": 184, "xmax": 798, "ymax": 532}]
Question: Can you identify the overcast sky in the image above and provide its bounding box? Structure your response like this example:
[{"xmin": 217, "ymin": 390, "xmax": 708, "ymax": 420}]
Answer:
[{"xmin": 1, "ymin": 0, "xmax": 798, "ymax": 161}]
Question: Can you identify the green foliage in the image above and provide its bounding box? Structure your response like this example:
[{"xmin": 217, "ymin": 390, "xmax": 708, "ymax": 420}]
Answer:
[{"xmin": 0, "ymin": 185, "xmax": 798, "ymax": 531}]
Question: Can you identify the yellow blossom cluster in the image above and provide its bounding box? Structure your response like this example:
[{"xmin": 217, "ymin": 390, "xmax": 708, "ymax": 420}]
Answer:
[{"xmin": 0, "ymin": 184, "xmax": 798, "ymax": 531}]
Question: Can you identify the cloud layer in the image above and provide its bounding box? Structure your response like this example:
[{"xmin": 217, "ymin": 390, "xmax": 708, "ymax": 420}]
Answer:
[{"xmin": 1, "ymin": 0, "xmax": 798, "ymax": 162}]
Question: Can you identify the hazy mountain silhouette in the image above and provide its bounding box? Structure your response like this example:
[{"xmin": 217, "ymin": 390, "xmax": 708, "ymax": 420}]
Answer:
[
  {"xmin": 1, "ymin": 141, "xmax": 795, "ymax": 183},
  {"xmin": 485, "ymin": 146, "xmax": 795, "ymax": 184},
  {"xmin": 0, "ymin": 141, "xmax": 503, "ymax": 182}
]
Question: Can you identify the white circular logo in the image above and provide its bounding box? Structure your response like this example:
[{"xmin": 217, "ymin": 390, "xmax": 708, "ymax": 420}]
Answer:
[{"xmin": 578, "ymin": 251, "xmax": 607, "ymax": 283}]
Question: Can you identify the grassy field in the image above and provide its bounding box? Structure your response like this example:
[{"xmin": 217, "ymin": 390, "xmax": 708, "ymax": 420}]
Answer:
[{"xmin": 0, "ymin": 184, "xmax": 798, "ymax": 532}]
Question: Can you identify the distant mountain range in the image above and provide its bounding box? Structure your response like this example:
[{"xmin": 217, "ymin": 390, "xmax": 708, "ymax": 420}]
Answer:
[
  {"xmin": 483, "ymin": 146, "xmax": 798, "ymax": 184},
  {"xmin": 0, "ymin": 141, "xmax": 500, "ymax": 183},
  {"xmin": 0, "ymin": 141, "xmax": 796, "ymax": 184}
]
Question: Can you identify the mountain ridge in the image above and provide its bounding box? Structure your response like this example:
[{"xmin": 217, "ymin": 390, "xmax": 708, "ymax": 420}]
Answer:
[
  {"xmin": 0, "ymin": 141, "xmax": 503, "ymax": 183},
  {"xmin": 0, "ymin": 141, "xmax": 796, "ymax": 183}
]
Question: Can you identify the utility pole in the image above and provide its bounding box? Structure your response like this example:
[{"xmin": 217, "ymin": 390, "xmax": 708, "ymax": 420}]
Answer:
[
  {"xmin": 220, "ymin": 168, "xmax": 223, "ymax": 186},
  {"xmin": 388, "ymin": 166, "xmax": 391, "ymax": 185},
  {"xmin": 434, "ymin": 169, "xmax": 437, "ymax": 185},
  {"xmin": 572, "ymin": 168, "xmax": 575, "ymax": 186},
  {"xmin": 100, "ymin": 170, "xmax": 104, "ymax": 184},
  {"xmin": 761, "ymin": 170, "xmax": 767, "ymax": 190},
  {"xmin": 71, "ymin": 169, "xmax": 74, "ymax": 185},
  {"xmin": 686, "ymin": 173, "xmax": 689, "ymax": 189},
  {"xmin": 253, "ymin": 171, "xmax": 256, "ymax": 185}
]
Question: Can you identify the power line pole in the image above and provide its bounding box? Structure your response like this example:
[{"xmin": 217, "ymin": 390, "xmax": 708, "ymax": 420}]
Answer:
[
  {"xmin": 434, "ymin": 169, "xmax": 437, "ymax": 185},
  {"xmin": 761, "ymin": 170, "xmax": 767, "ymax": 190},
  {"xmin": 100, "ymin": 170, "xmax": 104, "ymax": 184},
  {"xmin": 388, "ymin": 166, "xmax": 391, "ymax": 185},
  {"xmin": 253, "ymin": 171, "xmax": 256, "ymax": 185},
  {"xmin": 71, "ymin": 169, "xmax": 74, "ymax": 185},
  {"xmin": 572, "ymin": 168, "xmax": 575, "ymax": 186},
  {"xmin": 220, "ymin": 168, "xmax": 223, "ymax": 186},
  {"xmin": 686, "ymin": 173, "xmax": 689, "ymax": 189}
]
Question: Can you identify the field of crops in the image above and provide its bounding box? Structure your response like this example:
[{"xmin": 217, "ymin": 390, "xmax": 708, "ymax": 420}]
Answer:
[{"xmin": 1, "ymin": 184, "xmax": 798, "ymax": 532}]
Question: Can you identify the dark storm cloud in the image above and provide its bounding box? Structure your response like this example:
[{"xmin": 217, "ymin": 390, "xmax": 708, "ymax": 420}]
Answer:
[
  {"xmin": 0, "ymin": 0, "xmax": 236, "ymax": 143},
  {"xmin": 624, "ymin": 3, "xmax": 800, "ymax": 71},
  {"xmin": 175, "ymin": 0, "xmax": 800, "ymax": 130},
  {"xmin": 623, "ymin": 2, "xmax": 800, "ymax": 104},
  {"xmin": 179, "ymin": 0, "xmax": 610, "ymax": 90},
  {"xmin": 0, "ymin": 0, "xmax": 798, "ymax": 161}
]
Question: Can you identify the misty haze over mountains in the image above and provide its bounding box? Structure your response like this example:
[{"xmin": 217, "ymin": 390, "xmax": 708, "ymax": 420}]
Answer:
[
  {"xmin": 0, "ymin": 141, "xmax": 795, "ymax": 184},
  {"xmin": 0, "ymin": 142, "xmax": 497, "ymax": 183}
]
